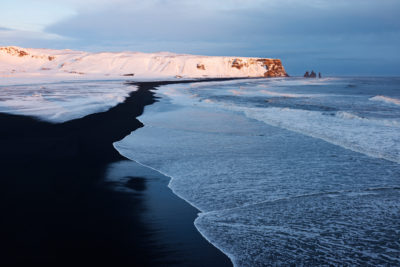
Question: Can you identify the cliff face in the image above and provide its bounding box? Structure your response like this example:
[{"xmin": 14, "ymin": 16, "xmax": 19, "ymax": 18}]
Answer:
[
  {"xmin": 230, "ymin": 58, "xmax": 288, "ymax": 77},
  {"xmin": 0, "ymin": 46, "xmax": 288, "ymax": 79},
  {"xmin": 257, "ymin": 59, "xmax": 289, "ymax": 77}
]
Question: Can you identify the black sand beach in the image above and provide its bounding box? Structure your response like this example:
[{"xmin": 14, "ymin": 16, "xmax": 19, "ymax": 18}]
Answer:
[{"xmin": 0, "ymin": 79, "xmax": 236, "ymax": 266}]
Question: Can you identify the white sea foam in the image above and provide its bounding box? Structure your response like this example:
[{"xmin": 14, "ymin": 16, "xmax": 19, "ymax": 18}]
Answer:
[
  {"xmin": 114, "ymin": 78, "xmax": 400, "ymax": 266},
  {"xmin": 370, "ymin": 95, "xmax": 400, "ymax": 106},
  {"xmin": 259, "ymin": 89, "xmax": 304, "ymax": 97},
  {"xmin": 185, "ymin": 78, "xmax": 322, "ymax": 99},
  {"xmin": 239, "ymin": 107, "xmax": 400, "ymax": 163},
  {"xmin": 0, "ymin": 81, "xmax": 137, "ymax": 122},
  {"xmin": 336, "ymin": 111, "xmax": 400, "ymax": 127},
  {"xmin": 195, "ymin": 187, "xmax": 400, "ymax": 266},
  {"xmin": 160, "ymin": 81, "xmax": 400, "ymax": 163}
]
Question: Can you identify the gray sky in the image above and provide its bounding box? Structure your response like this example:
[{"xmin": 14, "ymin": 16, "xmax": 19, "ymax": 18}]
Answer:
[{"xmin": 1, "ymin": 0, "xmax": 400, "ymax": 75}]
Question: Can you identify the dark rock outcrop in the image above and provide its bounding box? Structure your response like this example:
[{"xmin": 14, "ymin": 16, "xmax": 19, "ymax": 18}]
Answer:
[{"xmin": 304, "ymin": 70, "xmax": 321, "ymax": 78}]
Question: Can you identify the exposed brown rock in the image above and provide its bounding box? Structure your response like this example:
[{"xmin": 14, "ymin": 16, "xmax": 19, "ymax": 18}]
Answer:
[
  {"xmin": 230, "ymin": 58, "xmax": 288, "ymax": 77},
  {"xmin": 257, "ymin": 59, "xmax": 289, "ymax": 77},
  {"xmin": 0, "ymin": 47, "xmax": 29, "ymax": 57},
  {"xmin": 197, "ymin": 64, "xmax": 206, "ymax": 70},
  {"xmin": 231, "ymin": 59, "xmax": 249, "ymax": 70},
  {"xmin": 0, "ymin": 47, "xmax": 57, "ymax": 62},
  {"xmin": 17, "ymin": 50, "xmax": 28, "ymax": 57}
]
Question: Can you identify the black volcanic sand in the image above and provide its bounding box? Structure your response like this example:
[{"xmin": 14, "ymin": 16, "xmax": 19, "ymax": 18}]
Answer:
[{"xmin": 0, "ymin": 79, "xmax": 237, "ymax": 266}]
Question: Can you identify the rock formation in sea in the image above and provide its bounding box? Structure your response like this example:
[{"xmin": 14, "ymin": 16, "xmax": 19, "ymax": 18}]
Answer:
[{"xmin": 304, "ymin": 70, "xmax": 321, "ymax": 78}]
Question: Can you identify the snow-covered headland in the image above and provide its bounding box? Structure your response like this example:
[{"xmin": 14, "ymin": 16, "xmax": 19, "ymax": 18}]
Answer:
[{"xmin": 0, "ymin": 46, "xmax": 287, "ymax": 85}]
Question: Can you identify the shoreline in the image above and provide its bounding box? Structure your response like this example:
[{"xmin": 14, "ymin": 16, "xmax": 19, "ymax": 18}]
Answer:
[
  {"xmin": 112, "ymin": 77, "xmax": 400, "ymax": 266},
  {"xmin": 0, "ymin": 78, "xmax": 238, "ymax": 266}
]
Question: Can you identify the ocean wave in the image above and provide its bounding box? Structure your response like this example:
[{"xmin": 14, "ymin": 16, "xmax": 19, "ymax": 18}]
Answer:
[
  {"xmin": 260, "ymin": 89, "xmax": 304, "ymax": 98},
  {"xmin": 370, "ymin": 95, "xmax": 400, "ymax": 106},
  {"xmin": 160, "ymin": 83, "xmax": 400, "ymax": 164},
  {"xmin": 114, "ymin": 81, "xmax": 400, "ymax": 266},
  {"xmin": 240, "ymin": 107, "xmax": 400, "ymax": 163},
  {"xmin": 335, "ymin": 111, "xmax": 400, "ymax": 127},
  {"xmin": 227, "ymin": 89, "xmax": 305, "ymax": 98}
]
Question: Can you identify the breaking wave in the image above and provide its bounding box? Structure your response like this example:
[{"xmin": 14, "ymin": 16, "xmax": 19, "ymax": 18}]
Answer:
[
  {"xmin": 370, "ymin": 95, "xmax": 400, "ymax": 106},
  {"xmin": 240, "ymin": 107, "xmax": 400, "ymax": 163},
  {"xmin": 115, "ymin": 77, "xmax": 400, "ymax": 266}
]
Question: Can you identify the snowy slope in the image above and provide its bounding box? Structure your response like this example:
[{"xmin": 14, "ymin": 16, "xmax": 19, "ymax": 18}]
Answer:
[{"xmin": 0, "ymin": 46, "xmax": 287, "ymax": 84}]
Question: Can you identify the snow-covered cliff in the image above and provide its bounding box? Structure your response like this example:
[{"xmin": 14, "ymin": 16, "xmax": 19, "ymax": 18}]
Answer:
[{"xmin": 0, "ymin": 46, "xmax": 288, "ymax": 82}]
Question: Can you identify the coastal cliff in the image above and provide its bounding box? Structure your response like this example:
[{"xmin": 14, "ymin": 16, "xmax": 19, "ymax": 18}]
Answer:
[
  {"xmin": 258, "ymin": 59, "xmax": 288, "ymax": 77},
  {"xmin": 0, "ymin": 46, "xmax": 288, "ymax": 81}
]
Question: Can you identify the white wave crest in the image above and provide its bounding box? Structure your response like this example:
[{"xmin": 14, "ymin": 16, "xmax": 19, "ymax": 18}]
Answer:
[
  {"xmin": 370, "ymin": 95, "xmax": 400, "ymax": 106},
  {"xmin": 260, "ymin": 89, "xmax": 303, "ymax": 98},
  {"xmin": 335, "ymin": 111, "xmax": 400, "ymax": 127},
  {"xmin": 240, "ymin": 107, "xmax": 400, "ymax": 163}
]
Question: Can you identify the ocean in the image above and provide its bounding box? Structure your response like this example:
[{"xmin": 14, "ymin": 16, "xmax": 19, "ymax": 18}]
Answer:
[{"xmin": 115, "ymin": 77, "xmax": 400, "ymax": 266}]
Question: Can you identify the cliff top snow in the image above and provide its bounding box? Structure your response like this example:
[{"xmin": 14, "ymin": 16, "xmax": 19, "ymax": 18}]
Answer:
[{"xmin": 0, "ymin": 46, "xmax": 287, "ymax": 85}]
